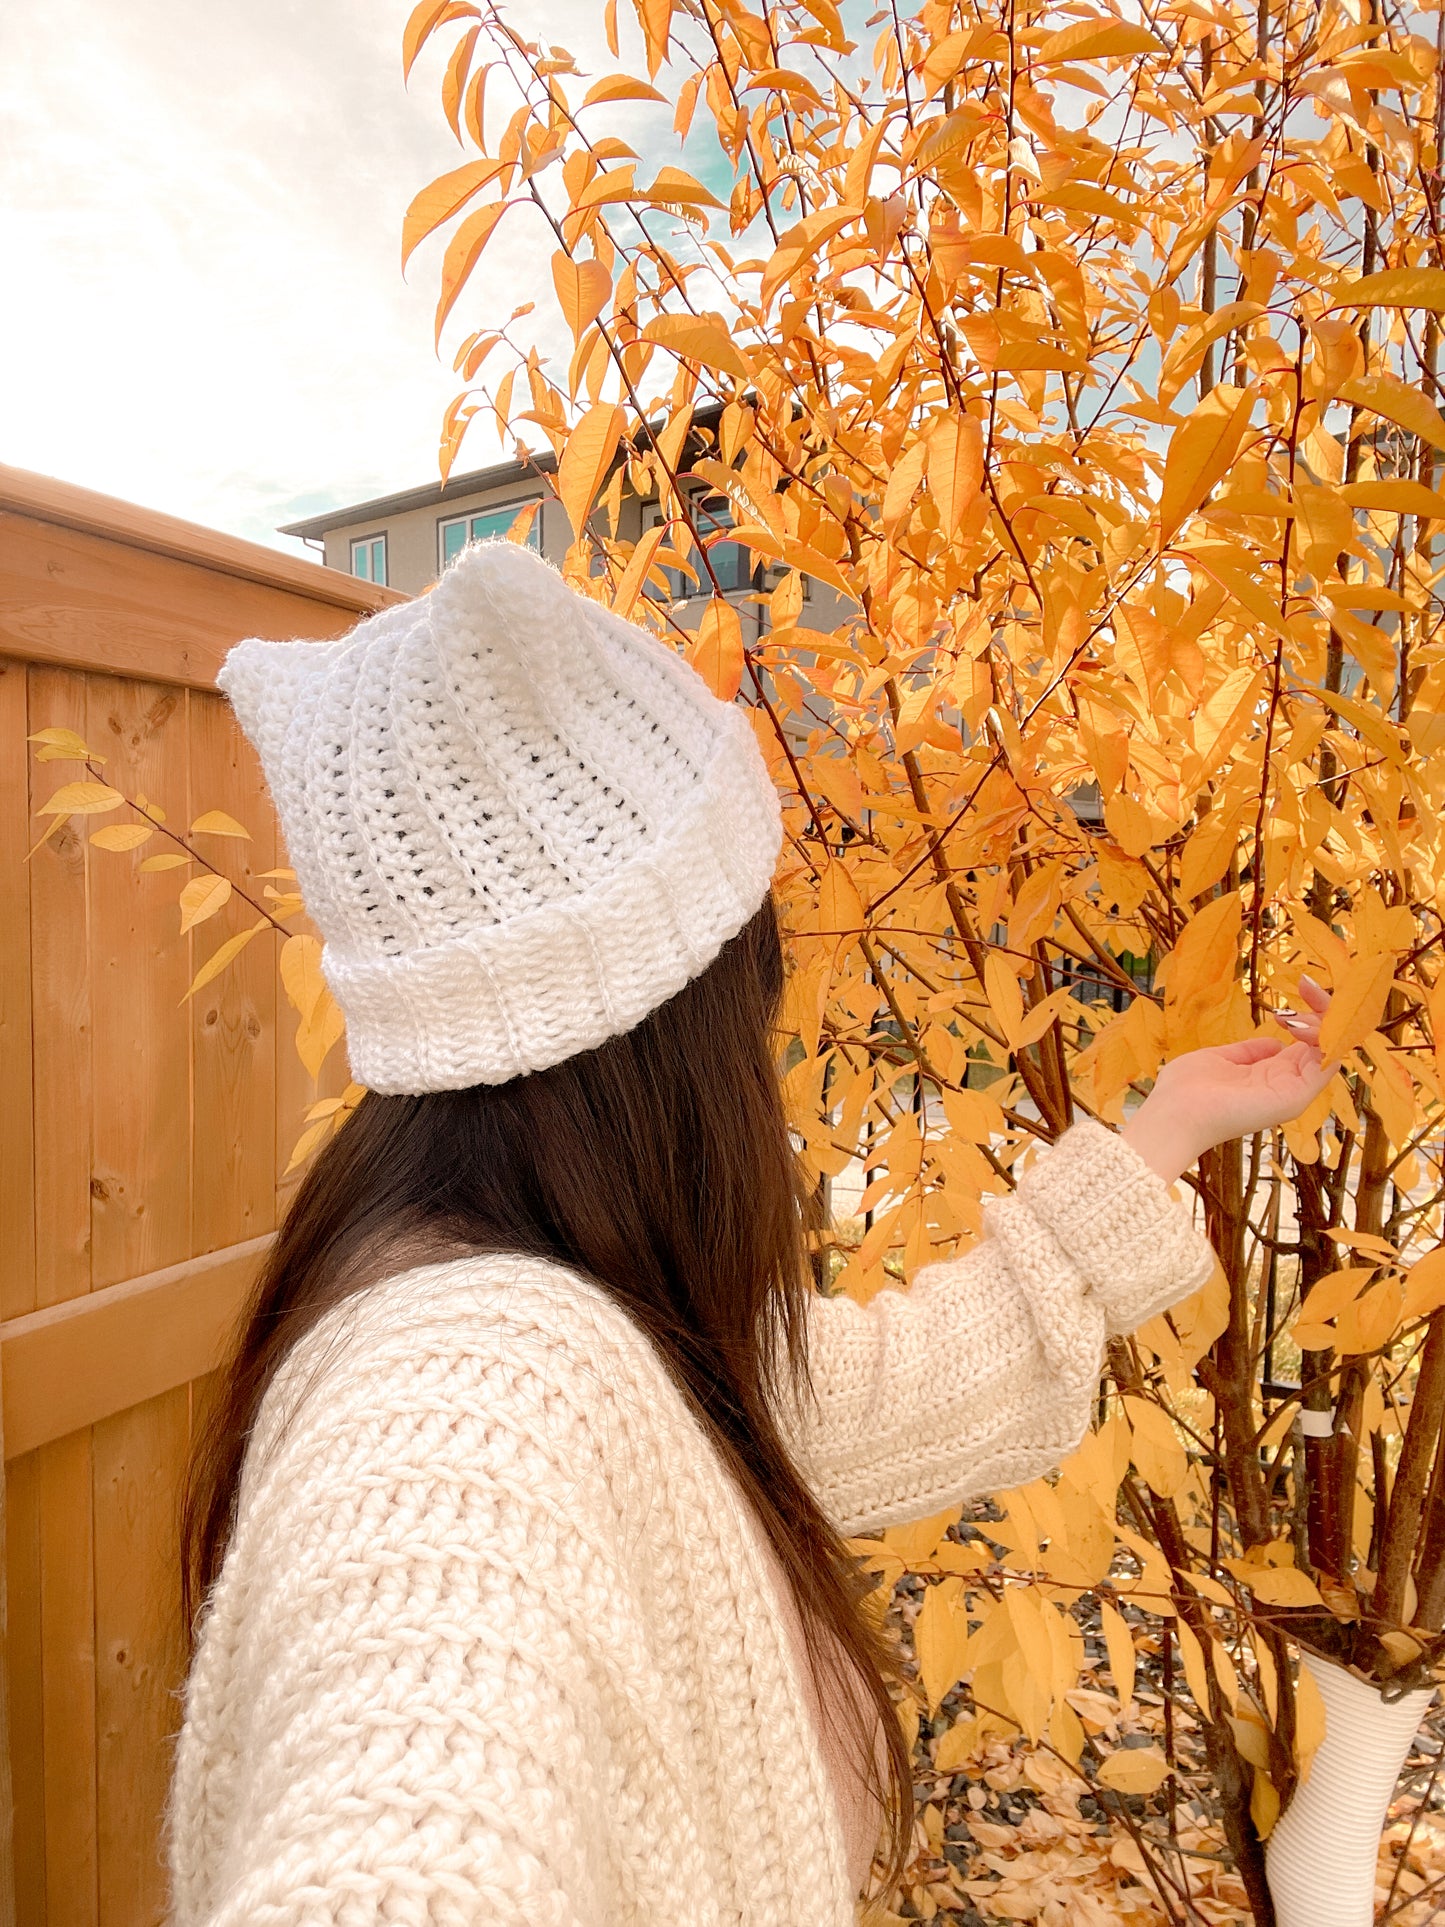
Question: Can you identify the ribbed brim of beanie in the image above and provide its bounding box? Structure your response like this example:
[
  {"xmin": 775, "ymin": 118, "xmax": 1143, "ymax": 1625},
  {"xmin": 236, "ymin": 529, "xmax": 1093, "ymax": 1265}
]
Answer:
[{"xmin": 216, "ymin": 541, "xmax": 783, "ymax": 1094}]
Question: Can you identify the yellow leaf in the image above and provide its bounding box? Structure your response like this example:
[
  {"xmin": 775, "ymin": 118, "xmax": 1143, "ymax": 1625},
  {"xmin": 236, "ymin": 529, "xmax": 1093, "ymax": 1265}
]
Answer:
[
  {"xmin": 881, "ymin": 439, "xmax": 928, "ymax": 535},
  {"xmin": 1294, "ymin": 1660, "xmax": 1327, "ymax": 1785},
  {"xmin": 89, "ymin": 823, "xmax": 155, "ymax": 852},
  {"xmin": 1159, "ymin": 384, "xmax": 1255, "ymax": 543},
  {"xmin": 914, "ymin": 1576, "xmax": 970, "ymax": 1715},
  {"xmin": 1340, "ymin": 479, "xmax": 1445, "ymax": 520},
  {"xmin": 401, "ymin": 158, "xmax": 506, "ymax": 271},
  {"xmin": 27, "ymin": 726, "xmax": 101, "ymax": 763},
  {"xmin": 178, "ymin": 874, "xmax": 233, "ymax": 934},
  {"xmin": 1334, "ymin": 1277, "xmax": 1404, "ymax": 1356},
  {"xmin": 557, "ymin": 401, "xmax": 626, "ymax": 541},
  {"xmin": 640, "ymin": 313, "xmax": 752, "ymax": 380},
  {"xmin": 551, "ymin": 252, "xmax": 612, "ymax": 343},
  {"xmin": 1318, "ymin": 949, "xmax": 1396, "ymax": 1062},
  {"xmin": 1338, "ymin": 374, "xmax": 1445, "ymax": 457},
  {"xmin": 1402, "ymin": 1247, "xmax": 1445, "ymax": 1323},
  {"xmin": 1097, "ymin": 1746, "xmax": 1170, "ymax": 1795},
  {"xmin": 610, "ymin": 522, "xmax": 669, "ymax": 617},
  {"xmin": 1099, "ymin": 1601, "xmax": 1136, "ymax": 1711},
  {"xmin": 434, "ymin": 199, "xmax": 513, "ymax": 347},
  {"xmin": 927, "ymin": 414, "xmax": 985, "ymax": 535},
  {"xmin": 940, "ymin": 1084, "xmax": 1006, "ymax": 1144},
  {"xmin": 881, "ymin": 1505, "xmax": 959, "ymax": 1567},
  {"xmin": 580, "ymin": 74, "xmax": 667, "ymax": 107},
  {"xmin": 190, "ymin": 810, "xmax": 252, "ymax": 839},
  {"xmin": 1246, "ymin": 1565, "xmax": 1323, "ymax": 1607},
  {"xmin": 1123, "ymin": 1395, "xmax": 1189, "ymax": 1499},
  {"xmin": 402, "ymin": 0, "xmax": 476, "ymax": 82},
  {"xmin": 687, "ymin": 597, "xmax": 744, "ymax": 702},
  {"xmin": 1251, "ymin": 1765, "xmax": 1280, "ymax": 1839},
  {"xmin": 1327, "ymin": 266, "xmax": 1445, "ymax": 313},
  {"xmin": 36, "ymin": 780, "xmax": 123, "ymax": 817},
  {"xmin": 295, "ymin": 981, "xmax": 345, "ymax": 1080},
  {"xmin": 819, "ymin": 857, "xmax": 865, "ymax": 955},
  {"xmin": 641, "ymin": 165, "xmax": 727, "ymax": 211},
  {"xmin": 180, "ymin": 919, "xmax": 268, "ymax": 1004},
  {"xmin": 1175, "ymin": 1620, "xmax": 1214, "ymax": 1714},
  {"xmin": 1037, "ymin": 18, "xmax": 1162, "ymax": 62},
  {"xmin": 983, "ymin": 952, "xmax": 1024, "ymax": 1049},
  {"xmin": 139, "ymin": 851, "xmax": 191, "ymax": 872},
  {"xmin": 1103, "ymin": 792, "xmax": 1157, "ymax": 858},
  {"xmin": 761, "ymin": 206, "xmax": 863, "ymax": 307},
  {"xmin": 280, "ymin": 933, "xmax": 327, "ymax": 1026}
]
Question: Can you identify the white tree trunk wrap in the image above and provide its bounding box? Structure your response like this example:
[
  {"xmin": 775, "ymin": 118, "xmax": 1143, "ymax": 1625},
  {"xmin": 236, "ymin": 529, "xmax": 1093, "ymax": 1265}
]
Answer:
[{"xmin": 1265, "ymin": 1651, "xmax": 1434, "ymax": 1927}]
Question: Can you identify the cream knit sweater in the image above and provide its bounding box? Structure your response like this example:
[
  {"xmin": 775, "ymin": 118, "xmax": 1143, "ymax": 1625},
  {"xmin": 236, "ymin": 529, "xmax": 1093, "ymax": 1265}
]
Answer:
[{"xmin": 165, "ymin": 1119, "xmax": 1216, "ymax": 1926}]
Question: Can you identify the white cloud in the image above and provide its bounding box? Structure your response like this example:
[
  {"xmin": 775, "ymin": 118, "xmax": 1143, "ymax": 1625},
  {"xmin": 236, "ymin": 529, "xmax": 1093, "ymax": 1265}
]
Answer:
[{"xmin": 0, "ymin": 0, "xmax": 646, "ymax": 554}]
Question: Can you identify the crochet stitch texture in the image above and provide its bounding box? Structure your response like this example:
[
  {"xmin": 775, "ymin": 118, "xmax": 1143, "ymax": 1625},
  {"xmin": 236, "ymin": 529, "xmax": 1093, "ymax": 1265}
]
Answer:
[
  {"xmin": 165, "ymin": 1120, "xmax": 1216, "ymax": 1927},
  {"xmin": 214, "ymin": 540, "xmax": 783, "ymax": 1094}
]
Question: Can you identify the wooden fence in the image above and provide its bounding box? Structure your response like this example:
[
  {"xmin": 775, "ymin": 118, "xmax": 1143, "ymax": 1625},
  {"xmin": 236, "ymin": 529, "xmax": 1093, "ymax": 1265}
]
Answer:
[{"xmin": 0, "ymin": 464, "xmax": 403, "ymax": 1926}]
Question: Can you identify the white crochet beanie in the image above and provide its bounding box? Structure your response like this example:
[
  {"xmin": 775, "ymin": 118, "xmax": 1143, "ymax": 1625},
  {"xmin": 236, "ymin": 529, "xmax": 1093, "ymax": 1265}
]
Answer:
[{"xmin": 216, "ymin": 540, "xmax": 783, "ymax": 1095}]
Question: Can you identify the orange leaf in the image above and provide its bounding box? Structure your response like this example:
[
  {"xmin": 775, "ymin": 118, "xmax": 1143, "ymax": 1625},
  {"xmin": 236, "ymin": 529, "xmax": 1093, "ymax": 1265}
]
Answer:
[
  {"xmin": 433, "ymin": 200, "xmax": 513, "ymax": 346},
  {"xmin": 1317, "ymin": 949, "xmax": 1396, "ymax": 1062},
  {"xmin": 926, "ymin": 414, "xmax": 985, "ymax": 535},
  {"xmin": 640, "ymin": 314, "xmax": 752, "ymax": 380},
  {"xmin": 179, "ymin": 874, "xmax": 233, "ymax": 934},
  {"xmin": 581, "ymin": 74, "xmax": 667, "ymax": 107},
  {"xmin": 1401, "ymin": 1247, "xmax": 1445, "ymax": 1323},
  {"xmin": 557, "ymin": 401, "xmax": 626, "ymax": 540},
  {"xmin": 403, "ymin": 159, "xmax": 506, "ymax": 270},
  {"xmin": 687, "ymin": 597, "xmax": 745, "ymax": 702},
  {"xmin": 1326, "ymin": 266, "xmax": 1445, "ymax": 313},
  {"xmin": 642, "ymin": 165, "xmax": 727, "ymax": 211},
  {"xmin": 610, "ymin": 522, "xmax": 669, "ymax": 617},
  {"xmin": 1159, "ymin": 383, "xmax": 1255, "ymax": 542},
  {"xmin": 552, "ymin": 253, "xmax": 612, "ymax": 342},
  {"xmin": 1338, "ymin": 374, "xmax": 1445, "ymax": 457},
  {"xmin": 403, "ymin": 0, "xmax": 477, "ymax": 83}
]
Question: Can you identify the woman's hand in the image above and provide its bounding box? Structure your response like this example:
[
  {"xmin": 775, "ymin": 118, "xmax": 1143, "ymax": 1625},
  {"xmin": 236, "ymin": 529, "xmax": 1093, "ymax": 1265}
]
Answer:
[{"xmin": 1120, "ymin": 977, "xmax": 1338, "ymax": 1187}]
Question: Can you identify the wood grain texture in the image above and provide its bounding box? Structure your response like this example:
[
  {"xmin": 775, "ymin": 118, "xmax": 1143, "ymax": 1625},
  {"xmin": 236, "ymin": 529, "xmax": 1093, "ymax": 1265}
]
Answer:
[
  {"xmin": 1, "ymin": 512, "xmax": 401, "ymax": 694},
  {"xmin": 0, "ymin": 659, "xmax": 35, "ymax": 1322},
  {"xmin": 94, "ymin": 1388, "xmax": 189, "ymax": 1927},
  {"xmin": 27, "ymin": 666, "xmax": 92, "ymax": 1311},
  {"xmin": 39, "ymin": 1431, "xmax": 97, "ymax": 1927},
  {"xmin": 5, "ymin": 1451, "xmax": 43, "ymax": 1927},
  {"xmin": 0, "ymin": 1361, "xmax": 16, "ymax": 1927},
  {"xmin": 87, "ymin": 676, "xmax": 192, "ymax": 1292},
  {"xmin": 0, "ymin": 463, "xmax": 402, "ymax": 617},
  {"xmin": 2, "ymin": 1238, "xmax": 271, "ymax": 1461},
  {"xmin": 189, "ymin": 690, "xmax": 278, "ymax": 1258}
]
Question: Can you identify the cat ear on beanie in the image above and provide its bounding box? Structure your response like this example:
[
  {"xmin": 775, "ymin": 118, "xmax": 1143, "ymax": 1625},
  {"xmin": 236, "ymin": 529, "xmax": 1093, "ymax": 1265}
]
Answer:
[{"xmin": 214, "ymin": 539, "xmax": 782, "ymax": 1096}]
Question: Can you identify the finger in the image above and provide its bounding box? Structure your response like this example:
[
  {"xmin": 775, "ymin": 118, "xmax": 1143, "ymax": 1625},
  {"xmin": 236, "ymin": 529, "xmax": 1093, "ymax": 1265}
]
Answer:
[
  {"xmin": 1298, "ymin": 975, "xmax": 1331, "ymax": 1016},
  {"xmin": 1224, "ymin": 1037, "xmax": 1288, "ymax": 1064},
  {"xmin": 1276, "ymin": 1012, "xmax": 1321, "ymax": 1042}
]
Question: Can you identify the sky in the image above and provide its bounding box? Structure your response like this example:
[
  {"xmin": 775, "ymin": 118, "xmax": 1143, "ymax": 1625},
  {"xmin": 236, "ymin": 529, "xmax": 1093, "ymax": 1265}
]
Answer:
[{"xmin": 1, "ymin": 0, "xmax": 647, "ymax": 558}]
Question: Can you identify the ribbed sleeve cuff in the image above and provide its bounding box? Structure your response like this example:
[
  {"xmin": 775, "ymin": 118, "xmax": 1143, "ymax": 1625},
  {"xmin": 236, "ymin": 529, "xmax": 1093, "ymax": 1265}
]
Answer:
[{"xmin": 1015, "ymin": 1119, "xmax": 1217, "ymax": 1335}]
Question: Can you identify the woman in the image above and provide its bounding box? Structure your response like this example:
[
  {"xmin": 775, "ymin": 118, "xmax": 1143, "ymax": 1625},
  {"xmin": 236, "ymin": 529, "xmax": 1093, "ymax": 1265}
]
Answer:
[{"xmin": 166, "ymin": 539, "xmax": 1334, "ymax": 1926}]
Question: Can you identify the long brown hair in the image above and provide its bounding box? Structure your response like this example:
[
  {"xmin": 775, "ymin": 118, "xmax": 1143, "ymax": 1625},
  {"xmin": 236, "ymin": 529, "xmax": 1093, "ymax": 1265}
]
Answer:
[{"xmin": 180, "ymin": 891, "xmax": 914, "ymax": 1897}]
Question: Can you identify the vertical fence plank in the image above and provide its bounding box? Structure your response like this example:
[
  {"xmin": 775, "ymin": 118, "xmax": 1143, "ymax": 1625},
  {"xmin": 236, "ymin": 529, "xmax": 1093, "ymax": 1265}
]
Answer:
[
  {"xmin": 87, "ymin": 676, "xmax": 192, "ymax": 1291},
  {"xmin": 5, "ymin": 1452, "xmax": 43, "ymax": 1927},
  {"xmin": 94, "ymin": 1388, "xmax": 189, "ymax": 1927},
  {"xmin": 27, "ymin": 666, "xmax": 93, "ymax": 1312},
  {"xmin": 189, "ymin": 689, "xmax": 277, "ymax": 1259},
  {"xmin": 0, "ymin": 659, "xmax": 36, "ymax": 1323},
  {"xmin": 39, "ymin": 1432, "xmax": 97, "ymax": 1927}
]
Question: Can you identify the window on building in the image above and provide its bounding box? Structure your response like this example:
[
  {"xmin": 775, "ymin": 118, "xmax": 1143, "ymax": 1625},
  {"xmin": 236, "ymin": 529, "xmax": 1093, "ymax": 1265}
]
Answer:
[
  {"xmin": 439, "ymin": 503, "xmax": 542, "ymax": 570},
  {"xmin": 350, "ymin": 534, "xmax": 387, "ymax": 584},
  {"xmin": 696, "ymin": 495, "xmax": 754, "ymax": 594},
  {"xmin": 639, "ymin": 496, "xmax": 756, "ymax": 602}
]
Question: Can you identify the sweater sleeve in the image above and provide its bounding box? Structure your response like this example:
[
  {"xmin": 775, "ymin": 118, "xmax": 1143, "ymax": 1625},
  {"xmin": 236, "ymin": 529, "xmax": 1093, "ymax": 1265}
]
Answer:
[
  {"xmin": 164, "ymin": 1312, "xmax": 630, "ymax": 1927},
  {"xmin": 776, "ymin": 1119, "xmax": 1217, "ymax": 1539}
]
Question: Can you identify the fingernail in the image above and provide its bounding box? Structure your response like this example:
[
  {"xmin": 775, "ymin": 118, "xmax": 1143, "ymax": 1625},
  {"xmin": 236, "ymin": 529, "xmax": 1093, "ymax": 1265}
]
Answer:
[{"xmin": 1300, "ymin": 974, "xmax": 1323, "ymax": 992}]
